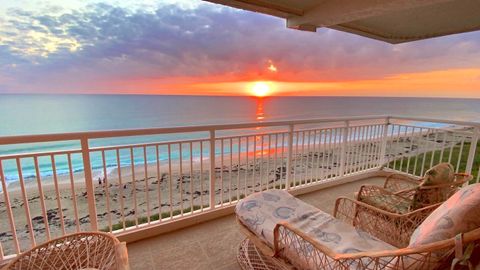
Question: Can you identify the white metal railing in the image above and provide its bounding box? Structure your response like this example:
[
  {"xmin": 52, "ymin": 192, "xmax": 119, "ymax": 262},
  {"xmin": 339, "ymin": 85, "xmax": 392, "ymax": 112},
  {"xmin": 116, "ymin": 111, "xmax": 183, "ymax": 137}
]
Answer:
[{"xmin": 0, "ymin": 115, "xmax": 479, "ymax": 261}]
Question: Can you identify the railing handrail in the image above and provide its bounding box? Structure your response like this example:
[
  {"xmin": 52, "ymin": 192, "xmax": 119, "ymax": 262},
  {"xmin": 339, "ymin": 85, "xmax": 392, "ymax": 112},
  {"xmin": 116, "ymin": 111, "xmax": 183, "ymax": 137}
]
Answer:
[
  {"xmin": 389, "ymin": 115, "xmax": 480, "ymax": 128},
  {"xmin": 0, "ymin": 115, "xmax": 386, "ymax": 145},
  {"xmin": 1, "ymin": 115, "xmax": 479, "ymax": 145}
]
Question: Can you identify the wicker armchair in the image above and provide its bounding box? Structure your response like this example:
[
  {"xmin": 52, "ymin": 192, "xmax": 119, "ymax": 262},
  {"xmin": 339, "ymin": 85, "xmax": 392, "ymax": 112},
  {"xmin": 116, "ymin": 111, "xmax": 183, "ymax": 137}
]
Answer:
[
  {"xmin": 3, "ymin": 232, "xmax": 129, "ymax": 270},
  {"xmin": 356, "ymin": 173, "xmax": 472, "ymax": 214}
]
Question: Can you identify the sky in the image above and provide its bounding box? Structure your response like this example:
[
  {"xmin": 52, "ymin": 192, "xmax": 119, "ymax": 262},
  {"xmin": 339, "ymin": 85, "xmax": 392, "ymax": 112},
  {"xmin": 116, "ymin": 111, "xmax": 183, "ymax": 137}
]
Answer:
[{"xmin": 1, "ymin": 0, "xmax": 480, "ymax": 98}]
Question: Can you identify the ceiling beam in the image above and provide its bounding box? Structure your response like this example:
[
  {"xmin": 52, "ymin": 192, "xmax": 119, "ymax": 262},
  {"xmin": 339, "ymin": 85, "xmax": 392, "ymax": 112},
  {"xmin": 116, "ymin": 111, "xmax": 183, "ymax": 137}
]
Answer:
[{"xmin": 287, "ymin": 0, "xmax": 454, "ymax": 30}]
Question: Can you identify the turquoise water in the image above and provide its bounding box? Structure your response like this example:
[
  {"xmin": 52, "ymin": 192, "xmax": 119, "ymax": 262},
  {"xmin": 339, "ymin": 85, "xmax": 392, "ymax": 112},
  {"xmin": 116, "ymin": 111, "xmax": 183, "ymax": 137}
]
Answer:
[{"xmin": 1, "ymin": 94, "xmax": 479, "ymax": 183}]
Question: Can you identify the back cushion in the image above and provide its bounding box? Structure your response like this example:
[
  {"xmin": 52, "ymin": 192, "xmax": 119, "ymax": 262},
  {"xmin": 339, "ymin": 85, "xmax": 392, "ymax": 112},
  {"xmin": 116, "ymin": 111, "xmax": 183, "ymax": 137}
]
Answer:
[
  {"xmin": 409, "ymin": 183, "xmax": 480, "ymax": 247},
  {"xmin": 411, "ymin": 163, "xmax": 455, "ymax": 209},
  {"xmin": 420, "ymin": 163, "xmax": 454, "ymax": 186}
]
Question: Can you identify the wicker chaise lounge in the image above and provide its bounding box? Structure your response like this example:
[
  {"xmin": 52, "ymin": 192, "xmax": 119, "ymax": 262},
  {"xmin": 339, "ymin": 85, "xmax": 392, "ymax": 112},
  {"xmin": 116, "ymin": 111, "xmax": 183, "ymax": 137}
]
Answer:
[
  {"xmin": 236, "ymin": 184, "xmax": 480, "ymax": 270},
  {"xmin": 3, "ymin": 232, "xmax": 129, "ymax": 270}
]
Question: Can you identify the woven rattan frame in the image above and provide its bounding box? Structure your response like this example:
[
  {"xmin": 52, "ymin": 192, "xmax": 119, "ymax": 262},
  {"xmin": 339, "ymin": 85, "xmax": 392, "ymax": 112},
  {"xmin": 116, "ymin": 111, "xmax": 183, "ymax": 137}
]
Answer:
[
  {"xmin": 3, "ymin": 232, "xmax": 129, "ymax": 270},
  {"xmin": 334, "ymin": 197, "xmax": 439, "ymax": 248},
  {"xmin": 273, "ymin": 223, "xmax": 480, "ymax": 270},
  {"xmin": 383, "ymin": 173, "xmax": 472, "ymax": 206}
]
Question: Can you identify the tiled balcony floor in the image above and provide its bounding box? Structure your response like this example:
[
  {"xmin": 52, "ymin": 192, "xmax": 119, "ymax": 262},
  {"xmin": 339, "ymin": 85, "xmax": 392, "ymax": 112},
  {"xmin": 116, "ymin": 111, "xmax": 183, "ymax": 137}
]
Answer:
[{"xmin": 127, "ymin": 176, "xmax": 385, "ymax": 270}]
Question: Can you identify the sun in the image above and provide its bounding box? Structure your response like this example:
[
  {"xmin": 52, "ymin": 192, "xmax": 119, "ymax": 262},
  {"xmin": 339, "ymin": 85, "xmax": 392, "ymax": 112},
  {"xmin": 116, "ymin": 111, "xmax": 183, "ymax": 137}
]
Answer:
[{"xmin": 250, "ymin": 81, "xmax": 271, "ymax": 97}]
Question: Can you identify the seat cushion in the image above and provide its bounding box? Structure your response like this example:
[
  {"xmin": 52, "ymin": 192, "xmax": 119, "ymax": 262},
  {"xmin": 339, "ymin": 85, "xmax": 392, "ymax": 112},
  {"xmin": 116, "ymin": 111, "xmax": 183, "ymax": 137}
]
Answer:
[
  {"xmin": 360, "ymin": 193, "xmax": 411, "ymax": 214},
  {"xmin": 409, "ymin": 183, "xmax": 480, "ymax": 247},
  {"xmin": 235, "ymin": 190, "xmax": 395, "ymax": 255}
]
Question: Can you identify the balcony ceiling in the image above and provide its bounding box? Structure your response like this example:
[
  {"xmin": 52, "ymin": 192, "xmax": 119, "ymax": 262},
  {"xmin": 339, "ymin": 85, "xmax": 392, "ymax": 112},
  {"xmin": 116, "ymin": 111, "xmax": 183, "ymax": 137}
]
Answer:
[{"xmin": 204, "ymin": 0, "xmax": 480, "ymax": 44}]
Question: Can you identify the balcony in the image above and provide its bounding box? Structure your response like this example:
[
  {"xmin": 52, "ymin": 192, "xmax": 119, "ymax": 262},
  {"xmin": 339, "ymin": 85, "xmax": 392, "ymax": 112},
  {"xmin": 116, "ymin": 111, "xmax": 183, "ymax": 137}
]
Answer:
[
  {"xmin": 126, "ymin": 175, "xmax": 386, "ymax": 270},
  {"xmin": 0, "ymin": 115, "xmax": 479, "ymax": 267}
]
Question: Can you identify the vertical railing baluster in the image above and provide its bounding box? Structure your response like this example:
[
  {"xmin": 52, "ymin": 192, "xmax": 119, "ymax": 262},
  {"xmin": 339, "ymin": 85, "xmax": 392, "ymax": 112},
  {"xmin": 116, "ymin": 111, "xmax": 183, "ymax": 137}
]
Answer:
[
  {"xmin": 101, "ymin": 151, "xmax": 112, "ymax": 231},
  {"xmin": 430, "ymin": 132, "xmax": 438, "ymax": 168},
  {"xmin": 420, "ymin": 129, "xmax": 431, "ymax": 176},
  {"xmin": 305, "ymin": 130, "xmax": 311, "ymax": 184},
  {"xmin": 67, "ymin": 154, "xmax": 80, "ymax": 232},
  {"xmin": 115, "ymin": 149, "xmax": 126, "ymax": 230},
  {"xmin": 456, "ymin": 137, "xmax": 465, "ymax": 173},
  {"xmin": 413, "ymin": 128, "xmax": 423, "ymax": 175},
  {"xmin": 179, "ymin": 143, "xmax": 184, "ymax": 214},
  {"xmin": 33, "ymin": 156, "xmax": 51, "ymax": 240},
  {"xmin": 220, "ymin": 139, "xmax": 224, "ymax": 205},
  {"xmin": 260, "ymin": 135, "xmax": 264, "ymax": 190},
  {"xmin": 334, "ymin": 128, "xmax": 341, "ymax": 177},
  {"xmin": 273, "ymin": 134, "xmax": 278, "ymax": 188},
  {"xmin": 143, "ymin": 146, "xmax": 150, "ymax": 223},
  {"xmin": 266, "ymin": 135, "xmax": 271, "ymax": 189},
  {"xmin": 286, "ymin": 125, "xmax": 294, "ymax": 190},
  {"xmin": 167, "ymin": 144, "xmax": 173, "ymax": 217},
  {"xmin": 209, "ymin": 130, "xmax": 216, "ymax": 209},
  {"xmin": 399, "ymin": 126, "xmax": 409, "ymax": 172},
  {"xmin": 339, "ymin": 121, "xmax": 349, "ymax": 177},
  {"xmin": 447, "ymin": 133, "xmax": 455, "ymax": 164},
  {"xmin": 293, "ymin": 131, "xmax": 299, "ymax": 186},
  {"xmin": 439, "ymin": 132, "xmax": 447, "ymax": 163},
  {"xmin": 200, "ymin": 142, "xmax": 204, "ymax": 211},
  {"xmin": 466, "ymin": 127, "xmax": 479, "ymax": 176},
  {"xmin": 245, "ymin": 136, "xmax": 249, "ymax": 195},
  {"xmin": 280, "ymin": 133, "xmax": 285, "ymax": 188},
  {"xmin": 156, "ymin": 145, "xmax": 163, "ymax": 217},
  {"xmin": 228, "ymin": 139, "xmax": 233, "ymax": 203},
  {"xmin": 80, "ymin": 137, "xmax": 98, "ymax": 231},
  {"xmin": 129, "ymin": 147, "xmax": 139, "ymax": 226},
  {"xmin": 16, "ymin": 158, "xmax": 36, "ymax": 247},
  {"xmin": 393, "ymin": 125, "xmax": 402, "ymax": 170},
  {"xmin": 237, "ymin": 137, "xmax": 241, "ymax": 198},
  {"xmin": 311, "ymin": 130, "xmax": 317, "ymax": 182},
  {"xmin": 406, "ymin": 127, "xmax": 416, "ymax": 174},
  {"xmin": 0, "ymin": 160, "xmax": 20, "ymax": 254},
  {"xmin": 379, "ymin": 117, "xmax": 390, "ymax": 168},
  {"xmin": 51, "ymin": 155, "xmax": 66, "ymax": 235},
  {"xmin": 189, "ymin": 142, "xmax": 194, "ymax": 212}
]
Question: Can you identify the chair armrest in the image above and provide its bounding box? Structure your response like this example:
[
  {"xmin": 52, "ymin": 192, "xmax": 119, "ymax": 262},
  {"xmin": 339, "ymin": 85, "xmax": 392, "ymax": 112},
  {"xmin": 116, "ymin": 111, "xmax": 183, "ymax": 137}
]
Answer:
[
  {"xmin": 115, "ymin": 242, "xmax": 130, "ymax": 270},
  {"xmin": 333, "ymin": 197, "xmax": 357, "ymax": 225}
]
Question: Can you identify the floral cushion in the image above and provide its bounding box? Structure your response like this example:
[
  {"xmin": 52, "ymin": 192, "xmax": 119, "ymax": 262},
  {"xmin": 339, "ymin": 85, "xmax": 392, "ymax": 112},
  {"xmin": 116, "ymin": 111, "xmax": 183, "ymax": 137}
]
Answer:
[
  {"xmin": 236, "ymin": 190, "xmax": 395, "ymax": 269},
  {"xmin": 409, "ymin": 183, "xmax": 480, "ymax": 247},
  {"xmin": 420, "ymin": 163, "xmax": 455, "ymax": 187}
]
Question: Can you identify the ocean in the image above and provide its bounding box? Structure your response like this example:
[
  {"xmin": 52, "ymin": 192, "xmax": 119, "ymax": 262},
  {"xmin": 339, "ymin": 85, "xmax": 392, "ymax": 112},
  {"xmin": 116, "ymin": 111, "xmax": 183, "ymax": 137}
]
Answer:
[{"xmin": 1, "ymin": 94, "xmax": 479, "ymax": 184}]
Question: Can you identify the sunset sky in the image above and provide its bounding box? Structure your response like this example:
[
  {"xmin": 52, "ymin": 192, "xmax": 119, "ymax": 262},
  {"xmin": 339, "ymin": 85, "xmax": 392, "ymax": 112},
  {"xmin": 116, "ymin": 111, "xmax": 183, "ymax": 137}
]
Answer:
[{"xmin": 1, "ymin": 0, "xmax": 480, "ymax": 97}]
